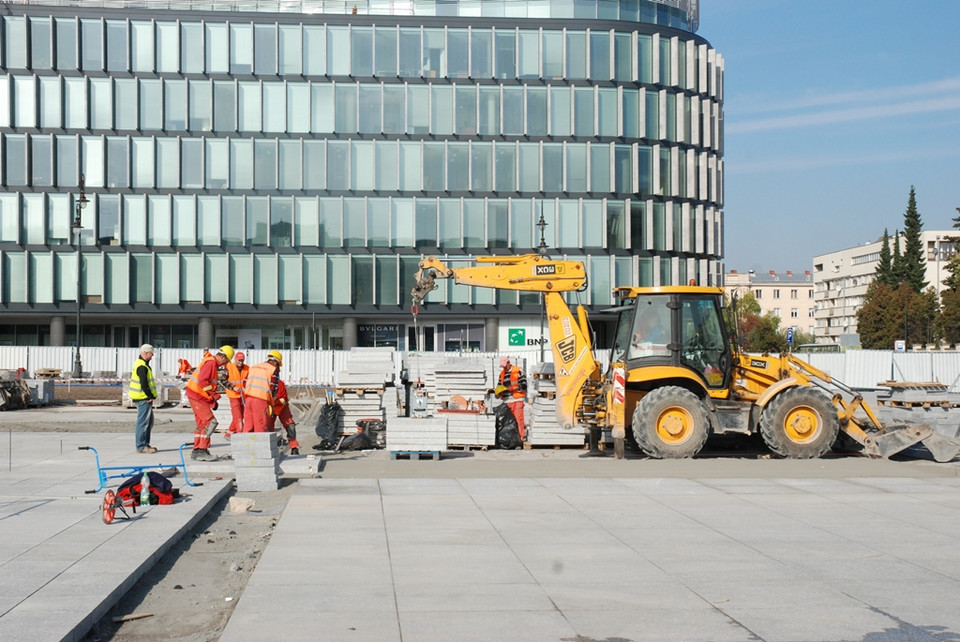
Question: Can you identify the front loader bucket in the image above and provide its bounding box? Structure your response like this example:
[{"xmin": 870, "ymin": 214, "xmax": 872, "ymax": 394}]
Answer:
[
  {"xmin": 858, "ymin": 423, "xmax": 960, "ymax": 462},
  {"xmin": 918, "ymin": 431, "xmax": 960, "ymax": 463},
  {"xmin": 858, "ymin": 424, "xmax": 933, "ymax": 459}
]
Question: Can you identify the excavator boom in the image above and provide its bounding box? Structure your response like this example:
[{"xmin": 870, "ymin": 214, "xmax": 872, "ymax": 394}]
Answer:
[{"xmin": 412, "ymin": 255, "xmax": 600, "ymax": 428}]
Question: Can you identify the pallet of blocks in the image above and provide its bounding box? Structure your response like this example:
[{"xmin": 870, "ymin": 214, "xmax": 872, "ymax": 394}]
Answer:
[
  {"xmin": 335, "ymin": 387, "xmax": 386, "ymax": 435},
  {"xmin": 440, "ymin": 408, "xmax": 496, "ymax": 448},
  {"xmin": 387, "ymin": 416, "xmax": 447, "ymax": 459},
  {"xmin": 335, "ymin": 348, "xmax": 395, "ymax": 434},
  {"xmin": 337, "ymin": 347, "xmax": 397, "ymax": 388},
  {"xmin": 528, "ymin": 362, "xmax": 586, "ymax": 447}
]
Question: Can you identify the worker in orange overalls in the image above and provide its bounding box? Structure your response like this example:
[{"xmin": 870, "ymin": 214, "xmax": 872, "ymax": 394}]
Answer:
[
  {"xmin": 241, "ymin": 350, "xmax": 299, "ymax": 455},
  {"xmin": 498, "ymin": 356, "xmax": 528, "ymax": 441},
  {"xmin": 272, "ymin": 378, "xmax": 300, "ymax": 455},
  {"xmin": 185, "ymin": 345, "xmax": 234, "ymax": 461},
  {"xmin": 224, "ymin": 351, "xmax": 249, "ymax": 439},
  {"xmin": 177, "ymin": 358, "xmax": 193, "ymax": 380}
]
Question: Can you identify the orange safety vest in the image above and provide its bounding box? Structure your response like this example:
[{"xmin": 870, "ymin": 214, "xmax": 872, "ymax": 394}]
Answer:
[
  {"xmin": 225, "ymin": 362, "xmax": 249, "ymax": 399},
  {"xmin": 186, "ymin": 355, "xmax": 218, "ymax": 400},
  {"xmin": 243, "ymin": 362, "xmax": 278, "ymax": 403},
  {"xmin": 499, "ymin": 365, "xmax": 526, "ymax": 399}
]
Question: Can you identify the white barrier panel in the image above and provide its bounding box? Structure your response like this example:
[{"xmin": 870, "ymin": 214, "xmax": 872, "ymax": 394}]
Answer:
[{"xmin": 1, "ymin": 345, "xmax": 958, "ymax": 391}]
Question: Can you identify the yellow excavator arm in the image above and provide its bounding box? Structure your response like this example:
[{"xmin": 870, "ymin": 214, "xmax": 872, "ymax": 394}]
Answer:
[{"xmin": 412, "ymin": 254, "xmax": 601, "ymax": 429}]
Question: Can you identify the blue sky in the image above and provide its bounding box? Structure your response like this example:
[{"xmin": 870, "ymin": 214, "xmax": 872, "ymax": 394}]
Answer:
[{"xmin": 699, "ymin": 0, "xmax": 960, "ymax": 273}]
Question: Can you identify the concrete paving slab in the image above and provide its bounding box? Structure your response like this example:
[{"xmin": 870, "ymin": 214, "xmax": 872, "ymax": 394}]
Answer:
[
  {"xmin": 6, "ymin": 423, "xmax": 960, "ymax": 642},
  {"xmin": 0, "ymin": 431, "xmax": 232, "ymax": 642},
  {"xmin": 222, "ymin": 474, "xmax": 960, "ymax": 642}
]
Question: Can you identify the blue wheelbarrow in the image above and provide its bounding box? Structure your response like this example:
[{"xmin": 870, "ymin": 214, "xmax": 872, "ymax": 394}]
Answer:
[{"xmin": 79, "ymin": 443, "xmax": 203, "ymax": 523}]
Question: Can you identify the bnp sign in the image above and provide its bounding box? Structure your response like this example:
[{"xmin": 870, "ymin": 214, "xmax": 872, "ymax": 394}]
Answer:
[{"xmin": 507, "ymin": 327, "xmax": 547, "ymax": 346}]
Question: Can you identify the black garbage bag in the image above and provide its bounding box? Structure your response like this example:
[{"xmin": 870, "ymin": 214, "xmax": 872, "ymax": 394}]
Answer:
[
  {"xmin": 314, "ymin": 401, "xmax": 342, "ymax": 449},
  {"xmin": 340, "ymin": 419, "xmax": 386, "ymax": 451},
  {"xmin": 356, "ymin": 419, "xmax": 386, "ymax": 449},
  {"xmin": 494, "ymin": 403, "xmax": 522, "ymax": 450}
]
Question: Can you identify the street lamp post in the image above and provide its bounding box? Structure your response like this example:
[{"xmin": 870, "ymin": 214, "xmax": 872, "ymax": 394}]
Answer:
[{"xmin": 71, "ymin": 176, "xmax": 89, "ymax": 378}]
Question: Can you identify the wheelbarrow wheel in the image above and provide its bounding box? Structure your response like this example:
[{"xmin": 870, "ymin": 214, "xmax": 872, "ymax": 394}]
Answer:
[{"xmin": 102, "ymin": 489, "xmax": 118, "ymax": 524}]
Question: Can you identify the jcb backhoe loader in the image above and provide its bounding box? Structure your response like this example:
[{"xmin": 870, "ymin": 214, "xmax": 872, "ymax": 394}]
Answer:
[{"xmin": 411, "ymin": 254, "xmax": 960, "ymax": 462}]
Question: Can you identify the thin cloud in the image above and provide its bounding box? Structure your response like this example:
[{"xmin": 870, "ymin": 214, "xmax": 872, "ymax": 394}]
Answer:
[
  {"xmin": 732, "ymin": 76, "xmax": 960, "ymax": 116},
  {"xmin": 726, "ymin": 94, "xmax": 960, "ymax": 134},
  {"xmin": 730, "ymin": 146, "xmax": 960, "ymax": 174}
]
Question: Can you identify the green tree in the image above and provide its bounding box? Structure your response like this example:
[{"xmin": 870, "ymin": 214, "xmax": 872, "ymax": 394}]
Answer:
[
  {"xmin": 941, "ymin": 209, "xmax": 960, "ymax": 292},
  {"xmin": 792, "ymin": 328, "xmax": 817, "ymax": 346},
  {"xmin": 900, "ymin": 186, "xmax": 927, "ymax": 292},
  {"xmin": 891, "ymin": 228, "xmax": 903, "ymax": 283},
  {"xmin": 937, "ymin": 210, "xmax": 960, "ymax": 344},
  {"xmin": 875, "ymin": 228, "xmax": 897, "ymax": 287},
  {"xmin": 747, "ymin": 314, "xmax": 788, "ymax": 353},
  {"xmin": 723, "ymin": 290, "xmax": 760, "ymax": 347},
  {"xmin": 857, "ymin": 282, "xmax": 901, "ymax": 349},
  {"xmin": 938, "ymin": 289, "xmax": 960, "ymax": 346}
]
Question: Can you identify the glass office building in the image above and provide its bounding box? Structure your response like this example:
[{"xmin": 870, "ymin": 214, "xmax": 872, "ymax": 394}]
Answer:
[{"xmin": 0, "ymin": 0, "xmax": 722, "ymax": 351}]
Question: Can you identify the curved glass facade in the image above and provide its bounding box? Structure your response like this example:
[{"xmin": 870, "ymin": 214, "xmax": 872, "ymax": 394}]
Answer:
[{"xmin": 0, "ymin": 1, "xmax": 723, "ymax": 350}]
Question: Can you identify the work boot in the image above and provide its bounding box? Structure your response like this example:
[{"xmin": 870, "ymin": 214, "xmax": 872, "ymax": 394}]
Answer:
[
  {"xmin": 191, "ymin": 449, "xmax": 217, "ymax": 462},
  {"xmin": 290, "ymin": 447, "xmax": 299, "ymax": 455},
  {"xmin": 138, "ymin": 446, "xmax": 158, "ymax": 454}
]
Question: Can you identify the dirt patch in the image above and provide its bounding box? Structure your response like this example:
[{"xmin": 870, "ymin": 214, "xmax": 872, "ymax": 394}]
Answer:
[{"xmin": 82, "ymin": 480, "xmax": 299, "ymax": 642}]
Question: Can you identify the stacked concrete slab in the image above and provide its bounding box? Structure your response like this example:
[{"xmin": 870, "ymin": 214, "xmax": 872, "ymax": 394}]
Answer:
[
  {"xmin": 442, "ymin": 409, "xmax": 496, "ymax": 447},
  {"xmin": 434, "ymin": 360, "xmax": 490, "ymax": 405},
  {"xmin": 873, "ymin": 383, "xmax": 960, "ymax": 438},
  {"xmin": 386, "ymin": 416, "xmax": 447, "ymax": 453},
  {"xmin": 334, "ymin": 347, "xmax": 396, "ymax": 434},
  {"xmin": 230, "ymin": 432, "xmax": 280, "ymax": 491},
  {"xmin": 528, "ymin": 362, "xmax": 585, "ymax": 447}
]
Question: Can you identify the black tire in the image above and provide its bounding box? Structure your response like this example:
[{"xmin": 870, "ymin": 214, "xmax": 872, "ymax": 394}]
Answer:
[
  {"xmin": 760, "ymin": 387, "xmax": 839, "ymax": 458},
  {"xmin": 632, "ymin": 386, "xmax": 710, "ymax": 459}
]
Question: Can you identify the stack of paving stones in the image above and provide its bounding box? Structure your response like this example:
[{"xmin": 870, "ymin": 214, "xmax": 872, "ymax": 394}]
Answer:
[
  {"xmin": 335, "ymin": 347, "xmax": 396, "ymax": 435},
  {"xmin": 875, "ymin": 383, "xmax": 960, "ymax": 438},
  {"xmin": 433, "ymin": 360, "xmax": 496, "ymax": 447},
  {"xmin": 528, "ymin": 362, "xmax": 586, "ymax": 447},
  {"xmin": 387, "ymin": 416, "xmax": 447, "ymax": 458},
  {"xmin": 443, "ymin": 409, "xmax": 496, "ymax": 448},
  {"xmin": 230, "ymin": 432, "xmax": 280, "ymax": 491}
]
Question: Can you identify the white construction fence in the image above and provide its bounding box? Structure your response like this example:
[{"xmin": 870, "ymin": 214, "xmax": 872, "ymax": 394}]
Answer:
[{"xmin": 0, "ymin": 346, "xmax": 959, "ymax": 392}]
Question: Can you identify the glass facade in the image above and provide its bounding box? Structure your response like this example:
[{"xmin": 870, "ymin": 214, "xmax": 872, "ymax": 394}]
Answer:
[{"xmin": 0, "ymin": 1, "xmax": 723, "ymax": 349}]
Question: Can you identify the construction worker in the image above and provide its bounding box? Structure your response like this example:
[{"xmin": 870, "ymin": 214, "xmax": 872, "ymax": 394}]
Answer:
[
  {"xmin": 241, "ymin": 350, "xmax": 299, "ymax": 454},
  {"xmin": 185, "ymin": 345, "xmax": 234, "ymax": 461},
  {"xmin": 272, "ymin": 378, "xmax": 300, "ymax": 455},
  {"xmin": 224, "ymin": 351, "xmax": 249, "ymax": 439},
  {"xmin": 498, "ymin": 356, "xmax": 528, "ymax": 441},
  {"xmin": 176, "ymin": 358, "xmax": 192, "ymax": 380},
  {"xmin": 129, "ymin": 343, "xmax": 158, "ymax": 454}
]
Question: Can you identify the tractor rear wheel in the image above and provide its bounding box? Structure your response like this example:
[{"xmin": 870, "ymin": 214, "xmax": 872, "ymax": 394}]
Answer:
[
  {"xmin": 632, "ymin": 386, "xmax": 710, "ymax": 459},
  {"xmin": 760, "ymin": 387, "xmax": 839, "ymax": 458}
]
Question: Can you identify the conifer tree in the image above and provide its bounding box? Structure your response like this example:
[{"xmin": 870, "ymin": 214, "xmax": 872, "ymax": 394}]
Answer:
[
  {"xmin": 891, "ymin": 228, "xmax": 903, "ymax": 283},
  {"xmin": 900, "ymin": 186, "xmax": 927, "ymax": 292},
  {"xmin": 875, "ymin": 228, "xmax": 896, "ymax": 287}
]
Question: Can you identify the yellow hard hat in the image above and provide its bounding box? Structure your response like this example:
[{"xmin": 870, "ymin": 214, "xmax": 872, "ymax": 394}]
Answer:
[
  {"xmin": 267, "ymin": 350, "xmax": 283, "ymax": 366},
  {"xmin": 494, "ymin": 384, "xmax": 508, "ymax": 397},
  {"xmin": 217, "ymin": 345, "xmax": 235, "ymax": 361}
]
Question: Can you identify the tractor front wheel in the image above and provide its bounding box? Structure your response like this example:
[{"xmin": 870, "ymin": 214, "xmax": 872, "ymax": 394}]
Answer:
[
  {"xmin": 632, "ymin": 386, "xmax": 710, "ymax": 459},
  {"xmin": 760, "ymin": 387, "xmax": 839, "ymax": 458}
]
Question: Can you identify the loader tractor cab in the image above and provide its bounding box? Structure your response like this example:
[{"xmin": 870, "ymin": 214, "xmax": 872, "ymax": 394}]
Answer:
[
  {"xmin": 605, "ymin": 286, "xmax": 739, "ymax": 458},
  {"xmin": 611, "ymin": 286, "xmax": 733, "ymax": 392}
]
